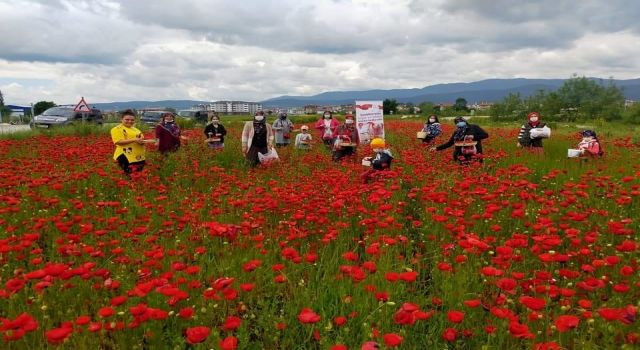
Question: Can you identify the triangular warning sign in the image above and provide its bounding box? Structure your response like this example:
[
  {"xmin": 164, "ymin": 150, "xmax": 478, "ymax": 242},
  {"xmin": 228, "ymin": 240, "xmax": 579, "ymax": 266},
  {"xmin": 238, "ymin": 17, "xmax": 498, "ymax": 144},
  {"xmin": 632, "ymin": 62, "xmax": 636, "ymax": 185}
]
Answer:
[{"xmin": 74, "ymin": 97, "xmax": 91, "ymax": 112}]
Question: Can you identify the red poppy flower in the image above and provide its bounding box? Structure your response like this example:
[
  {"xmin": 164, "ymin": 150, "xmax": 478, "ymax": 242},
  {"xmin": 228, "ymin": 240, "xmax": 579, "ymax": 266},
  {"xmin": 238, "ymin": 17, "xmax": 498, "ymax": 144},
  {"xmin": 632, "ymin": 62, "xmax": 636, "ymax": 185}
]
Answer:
[
  {"xmin": 555, "ymin": 315, "xmax": 580, "ymax": 332},
  {"xmin": 447, "ymin": 310, "xmax": 465, "ymax": 323},
  {"xmin": 185, "ymin": 326, "xmax": 210, "ymax": 344},
  {"xmin": 298, "ymin": 308, "xmax": 321, "ymax": 324},
  {"xmin": 519, "ymin": 296, "xmax": 547, "ymax": 311},
  {"xmin": 383, "ymin": 333, "xmax": 403, "ymax": 347},
  {"xmin": 442, "ymin": 327, "xmax": 457, "ymax": 342},
  {"xmin": 220, "ymin": 335, "xmax": 238, "ymax": 350},
  {"xmin": 45, "ymin": 327, "xmax": 73, "ymax": 344},
  {"xmin": 222, "ymin": 316, "xmax": 242, "ymax": 331}
]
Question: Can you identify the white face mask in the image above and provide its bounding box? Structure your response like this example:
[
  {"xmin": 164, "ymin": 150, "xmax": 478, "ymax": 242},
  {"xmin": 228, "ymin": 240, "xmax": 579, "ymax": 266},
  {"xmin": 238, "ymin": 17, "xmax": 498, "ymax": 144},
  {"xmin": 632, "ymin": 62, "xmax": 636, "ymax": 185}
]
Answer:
[
  {"xmin": 529, "ymin": 117, "xmax": 539, "ymax": 123},
  {"xmin": 429, "ymin": 118, "xmax": 436, "ymax": 123},
  {"xmin": 254, "ymin": 116, "xmax": 264, "ymax": 122},
  {"xmin": 324, "ymin": 115, "xmax": 330, "ymax": 119},
  {"xmin": 345, "ymin": 119, "xmax": 354, "ymax": 124}
]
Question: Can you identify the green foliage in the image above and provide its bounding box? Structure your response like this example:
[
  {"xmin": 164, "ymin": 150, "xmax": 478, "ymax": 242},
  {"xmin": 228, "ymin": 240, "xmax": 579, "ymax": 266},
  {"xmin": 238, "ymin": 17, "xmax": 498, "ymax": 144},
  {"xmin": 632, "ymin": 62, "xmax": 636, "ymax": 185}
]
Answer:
[
  {"xmin": 622, "ymin": 102, "xmax": 640, "ymax": 124},
  {"xmin": 33, "ymin": 101, "xmax": 56, "ymax": 116},
  {"xmin": 453, "ymin": 97, "xmax": 468, "ymax": 111},
  {"xmin": 383, "ymin": 98, "xmax": 398, "ymax": 115},
  {"xmin": 418, "ymin": 101, "xmax": 436, "ymax": 115},
  {"xmin": 489, "ymin": 75, "xmax": 626, "ymax": 122}
]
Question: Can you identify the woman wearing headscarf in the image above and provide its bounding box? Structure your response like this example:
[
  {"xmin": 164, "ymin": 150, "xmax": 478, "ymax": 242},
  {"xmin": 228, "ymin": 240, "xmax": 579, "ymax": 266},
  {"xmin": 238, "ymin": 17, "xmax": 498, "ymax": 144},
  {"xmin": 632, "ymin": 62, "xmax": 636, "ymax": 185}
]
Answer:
[
  {"xmin": 331, "ymin": 114, "xmax": 360, "ymax": 161},
  {"xmin": 155, "ymin": 113, "xmax": 186, "ymax": 154},
  {"xmin": 431, "ymin": 116, "xmax": 489, "ymax": 163},
  {"xmin": 421, "ymin": 115, "xmax": 442, "ymax": 145},
  {"xmin": 517, "ymin": 112, "xmax": 549, "ymax": 150},
  {"xmin": 204, "ymin": 113, "xmax": 227, "ymax": 149},
  {"xmin": 314, "ymin": 111, "xmax": 339, "ymax": 147},
  {"xmin": 272, "ymin": 112, "xmax": 294, "ymax": 147},
  {"xmin": 242, "ymin": 111, "xmax": 274, "ymax": 167}
]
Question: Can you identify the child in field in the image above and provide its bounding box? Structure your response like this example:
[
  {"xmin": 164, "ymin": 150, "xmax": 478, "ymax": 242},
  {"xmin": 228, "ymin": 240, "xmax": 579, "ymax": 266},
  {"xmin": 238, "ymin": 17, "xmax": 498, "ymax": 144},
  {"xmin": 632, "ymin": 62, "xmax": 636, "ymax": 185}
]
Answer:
[
  {"xmin": 577, "ymin": 130, "xmax": 603, "ymax": 157},
  {"xmin": 360, "ymin": 138, "xmax": 393, "ymax": 184},
  {"xmin": 295, "ymin": 125, "xmax": 313, "ymax": 149}
]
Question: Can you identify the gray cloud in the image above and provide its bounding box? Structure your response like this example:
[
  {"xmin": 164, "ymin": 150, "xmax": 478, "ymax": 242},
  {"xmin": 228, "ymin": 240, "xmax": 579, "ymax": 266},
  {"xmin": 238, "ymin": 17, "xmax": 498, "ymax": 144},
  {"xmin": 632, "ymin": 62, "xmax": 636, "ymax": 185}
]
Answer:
[{"xmin": 1, "ymin": 0, "xmax": 639, "ymax": 105}]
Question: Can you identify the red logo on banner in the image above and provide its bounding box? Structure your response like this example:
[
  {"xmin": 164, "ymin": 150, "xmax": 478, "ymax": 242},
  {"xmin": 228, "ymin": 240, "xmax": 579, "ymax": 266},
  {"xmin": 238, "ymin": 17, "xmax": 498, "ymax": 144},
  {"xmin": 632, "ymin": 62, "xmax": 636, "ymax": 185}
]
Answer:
[{"xmin": 74, "ymin": 97, "xmax": 91, "ymax": 112}]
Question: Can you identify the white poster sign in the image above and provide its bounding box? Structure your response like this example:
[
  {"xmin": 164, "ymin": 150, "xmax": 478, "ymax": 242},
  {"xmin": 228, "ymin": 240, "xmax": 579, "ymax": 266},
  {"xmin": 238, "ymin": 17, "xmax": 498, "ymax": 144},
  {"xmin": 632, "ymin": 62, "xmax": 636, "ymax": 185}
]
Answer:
[{"xmin": 355, "ymin": 101, "xmax": 384, "ymax": 144}]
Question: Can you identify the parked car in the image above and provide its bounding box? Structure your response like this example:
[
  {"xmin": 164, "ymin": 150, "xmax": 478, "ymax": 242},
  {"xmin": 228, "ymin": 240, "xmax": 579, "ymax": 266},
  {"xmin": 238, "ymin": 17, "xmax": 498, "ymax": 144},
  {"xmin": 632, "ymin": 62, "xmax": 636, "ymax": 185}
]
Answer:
[
  {"xmin": 140, "ymin": 111, "xmax": 175, "ymax": 125},
  {"xmin": 32, "ymin": 106, "xmax": 103, "ymax": 128}
]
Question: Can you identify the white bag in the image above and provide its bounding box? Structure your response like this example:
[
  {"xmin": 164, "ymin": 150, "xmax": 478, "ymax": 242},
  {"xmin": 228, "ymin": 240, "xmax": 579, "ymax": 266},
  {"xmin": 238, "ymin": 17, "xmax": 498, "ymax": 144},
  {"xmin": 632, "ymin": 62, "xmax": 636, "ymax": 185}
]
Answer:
[
  {"xmin": 530, "ymin": 126, "xmax": 551, "ymax": 139},
  {"xmin": 567, "ymin": 149, "xmax": 582, "ymax": 158},
  {"xmin": 258, "ymin": 148, "xmax": 279, "ymax": 163}
]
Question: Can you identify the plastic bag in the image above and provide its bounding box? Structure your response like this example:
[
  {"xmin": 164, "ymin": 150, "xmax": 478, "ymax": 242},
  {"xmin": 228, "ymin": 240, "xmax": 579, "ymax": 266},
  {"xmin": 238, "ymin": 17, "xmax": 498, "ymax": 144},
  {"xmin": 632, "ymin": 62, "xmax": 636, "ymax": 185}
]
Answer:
[
  {"xmin": 258, "ymin": 148, "xmax": 279, "ymax": 163},
  {"xmin": 530, "ymin": 126, "xmax": 551, "ymax": 139}
]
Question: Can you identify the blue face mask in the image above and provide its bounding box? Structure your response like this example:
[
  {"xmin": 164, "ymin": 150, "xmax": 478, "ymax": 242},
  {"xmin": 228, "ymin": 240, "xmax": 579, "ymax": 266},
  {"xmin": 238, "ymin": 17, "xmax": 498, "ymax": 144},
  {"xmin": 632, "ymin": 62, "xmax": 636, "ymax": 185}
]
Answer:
[{"xmin": 456, "ymin": 122, "xmax": 466, "ymax": 128}]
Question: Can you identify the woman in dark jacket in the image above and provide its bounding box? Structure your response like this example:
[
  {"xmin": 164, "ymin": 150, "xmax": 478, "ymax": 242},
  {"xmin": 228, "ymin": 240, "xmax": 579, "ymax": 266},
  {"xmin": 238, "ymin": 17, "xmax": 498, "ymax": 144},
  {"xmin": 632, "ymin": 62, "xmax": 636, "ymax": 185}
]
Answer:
[
  {"xmin": 204, "ymin": 113, "xmax": 227, "ymax": 149},
  {"xmin": 431, "ymin": 117, "xmax": 488, "ymax": 163},
  {"xmin": 517, "ymin": 112, "xmax": 547, "ymax": 149},
  {"xmin": 155, "ymin": 113, "xmax": 186, "ymax": 154}
]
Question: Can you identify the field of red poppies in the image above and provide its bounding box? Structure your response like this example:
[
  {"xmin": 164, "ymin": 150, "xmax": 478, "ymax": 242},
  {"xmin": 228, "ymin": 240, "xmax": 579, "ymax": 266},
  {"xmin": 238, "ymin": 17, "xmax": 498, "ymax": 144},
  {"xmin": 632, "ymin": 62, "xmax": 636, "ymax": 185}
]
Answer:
[{"xmin": 0, "ymin": 120, "xmax": 638, "ymax": 349}]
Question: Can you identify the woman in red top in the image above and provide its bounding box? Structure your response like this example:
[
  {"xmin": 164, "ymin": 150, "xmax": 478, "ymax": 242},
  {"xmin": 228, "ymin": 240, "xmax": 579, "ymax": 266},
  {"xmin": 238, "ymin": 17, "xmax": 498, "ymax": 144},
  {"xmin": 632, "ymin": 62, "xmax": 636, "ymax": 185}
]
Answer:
[
  {"xmin": 314, "ymin": 111, "xmax": 340, "ymax": 148},
  {"xmin": 331, "ymin": 114, "xmax": 360, "ymax": 161},
  {"xmin": 577, "ymin": 130, "xmax": 603, "ymax": 157},
  {"xmin": 155, "ymin": 113, "xmax": 187, "ymax": 154}
]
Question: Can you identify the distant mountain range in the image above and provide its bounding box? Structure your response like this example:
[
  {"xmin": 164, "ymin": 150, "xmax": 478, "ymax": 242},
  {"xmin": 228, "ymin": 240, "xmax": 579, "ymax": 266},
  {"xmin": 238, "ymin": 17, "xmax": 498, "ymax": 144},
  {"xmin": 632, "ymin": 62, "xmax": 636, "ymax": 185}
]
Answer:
[
  {"xmin": 88, "ymin": 78, "xmax": 640, "ymax": 110},
  {"xmin": 262, "ymin": 78, "xmax": 640, "ymax": 107}
]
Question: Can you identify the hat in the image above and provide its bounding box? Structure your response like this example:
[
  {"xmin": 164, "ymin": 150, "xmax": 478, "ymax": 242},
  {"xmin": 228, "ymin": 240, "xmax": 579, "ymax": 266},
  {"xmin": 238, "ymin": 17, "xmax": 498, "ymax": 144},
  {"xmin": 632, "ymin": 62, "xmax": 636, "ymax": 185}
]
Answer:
[
  {"xmin": 370, "ymin": 138, "xmax": 385, "ymax": 148},
  {"xmin": 345, "ymin": 114, "xmax": 354, "ymax": 119},
  {"xmin": 301, "ymin": 125, "xmax": 309, "ymax": 130},
  {"xmin": 581, "ymin": 130, "xmax": 597, "ymax": 138}
]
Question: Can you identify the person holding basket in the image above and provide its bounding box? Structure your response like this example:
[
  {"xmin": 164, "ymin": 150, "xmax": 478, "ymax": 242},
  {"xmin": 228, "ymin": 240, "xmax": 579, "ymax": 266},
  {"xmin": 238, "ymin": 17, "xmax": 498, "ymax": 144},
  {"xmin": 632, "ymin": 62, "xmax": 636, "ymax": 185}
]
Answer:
[
  {"xmin": 418, "ymin": 115, "xmax": 442, "ymax": 145},
  {"xmin": 204, "ymin": 113, "xmax": 227, "ymax": 149},
  {"xmin": 332, "ymin": 114, "xmax": 359, "ymax": 162}
]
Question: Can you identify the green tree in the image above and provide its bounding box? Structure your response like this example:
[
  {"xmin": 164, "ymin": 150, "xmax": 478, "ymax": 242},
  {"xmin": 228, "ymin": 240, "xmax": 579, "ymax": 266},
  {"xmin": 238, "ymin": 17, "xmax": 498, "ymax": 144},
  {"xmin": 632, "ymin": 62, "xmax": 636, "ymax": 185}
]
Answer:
[
  {"xmin": 418, "ymin": 101, "xmax": 436, "ymax": 115},
  {"xmin": 489, "ymin": 93, "xmax": 523, "ymax": 121},
  {"xmin": 0, "ymin": 89, "xmax": 5, "ymax": 107},
  {"xmin": 556, "ymin": 75, "xmax": 624, "ymax": 119},
  {"xmin": 33, "ymin": 101, "xmax": 56, "ymax": 116},
  {"xmin": 383, "ymin": 99, "xmax": 398, "ymax": 115},
  {"xmin": 453, "ymin": 97, "xmax": 468, "ymax": 111}
]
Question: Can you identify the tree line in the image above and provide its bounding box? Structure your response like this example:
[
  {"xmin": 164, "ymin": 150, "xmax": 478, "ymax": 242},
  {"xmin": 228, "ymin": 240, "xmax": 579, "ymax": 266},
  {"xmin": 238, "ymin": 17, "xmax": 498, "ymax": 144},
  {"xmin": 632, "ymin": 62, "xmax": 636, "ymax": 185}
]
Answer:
[{"xmin": 389, "ymin": 76, "xmax": 640, "ymax": 124}]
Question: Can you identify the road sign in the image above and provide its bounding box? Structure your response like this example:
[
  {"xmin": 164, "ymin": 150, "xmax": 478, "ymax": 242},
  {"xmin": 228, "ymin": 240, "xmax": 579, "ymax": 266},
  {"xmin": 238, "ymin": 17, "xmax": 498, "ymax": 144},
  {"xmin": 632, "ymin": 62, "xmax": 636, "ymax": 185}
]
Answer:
[{"xmin": 74, "ymin": 97, "xmax": 91, "ymax": 112}]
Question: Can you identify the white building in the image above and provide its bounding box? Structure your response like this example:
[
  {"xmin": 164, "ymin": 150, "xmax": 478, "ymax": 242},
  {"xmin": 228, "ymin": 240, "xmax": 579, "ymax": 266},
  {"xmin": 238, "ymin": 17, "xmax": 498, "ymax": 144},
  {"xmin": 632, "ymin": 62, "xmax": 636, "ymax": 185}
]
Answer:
[{"xmin": 206, "ymin": 101, "xmax": 263, "ymax": 115}]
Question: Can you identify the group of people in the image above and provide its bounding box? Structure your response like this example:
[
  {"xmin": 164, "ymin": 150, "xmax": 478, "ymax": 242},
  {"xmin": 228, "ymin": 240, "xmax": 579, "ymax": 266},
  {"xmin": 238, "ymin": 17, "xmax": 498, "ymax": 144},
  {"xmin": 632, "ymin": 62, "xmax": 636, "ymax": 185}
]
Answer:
[
  {"xmin": 110, "ymin": 108, "xmax": 603, "ymax": 176},
  {"xmin": 417, "ymin": 111, "xmax": 603, "ymax": 163}
]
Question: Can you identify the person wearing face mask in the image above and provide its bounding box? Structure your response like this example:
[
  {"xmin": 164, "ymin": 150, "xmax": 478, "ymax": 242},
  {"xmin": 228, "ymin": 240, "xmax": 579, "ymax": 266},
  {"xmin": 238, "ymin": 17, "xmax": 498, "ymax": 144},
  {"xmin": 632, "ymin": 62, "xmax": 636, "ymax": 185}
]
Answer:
[
  {"xmin": 315, "ymin": 111, "xmax": 339, "ymax": 147},
  {"xmin": 155, "ymin": 113, "xmax": 186, "ymax": 154},
  {"xmin": 430, "ymin": 116, "xmax": 489, "ymax": 163},
  {"xmin": 332, "ymin": 114, "xmax": 360, "ymax": 161},
  {"xmin": 517, "ymin": 112, "xmax": 549, "ymax": 149},
  {"xmin": 421, "ymin": 115, "xmax": 442, "ymax": 145},
  {"xmin": 272, "ymin": 112, "xmax": 294, "ymax": 147},
  {"xmin": 242, "ymin": 111, "xmax": 274, "ymax": 167},
  {"xmin": 204, "ymin": 113, "xmax": 227, "ymax": 149},
  {"xmin": 576, "ymin": 130, "xmax": 603, "ymax": 157}
]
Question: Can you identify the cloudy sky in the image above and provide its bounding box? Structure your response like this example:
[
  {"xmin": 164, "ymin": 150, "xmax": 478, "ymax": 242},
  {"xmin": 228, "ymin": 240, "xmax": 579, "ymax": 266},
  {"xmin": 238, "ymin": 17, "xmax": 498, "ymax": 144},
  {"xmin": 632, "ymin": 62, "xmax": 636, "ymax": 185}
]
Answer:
[{"xmin": 1, "ymin": 0, "xmax": 639, "ymax": 105}]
